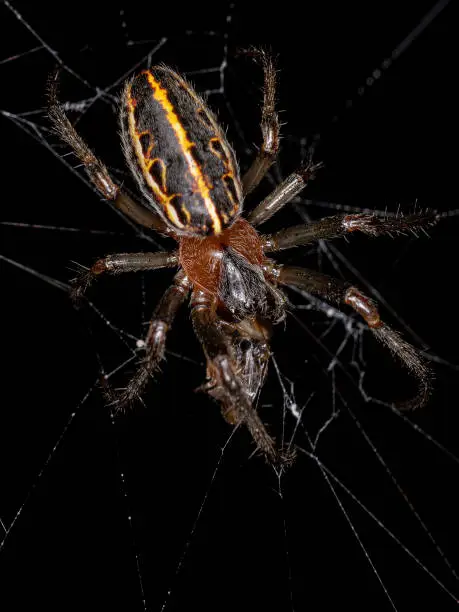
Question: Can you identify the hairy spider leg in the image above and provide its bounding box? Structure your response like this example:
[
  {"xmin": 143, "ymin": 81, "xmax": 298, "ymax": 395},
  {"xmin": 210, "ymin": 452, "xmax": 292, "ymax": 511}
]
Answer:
[
  {"xmin": 241, "ymin": 49, "xmax": 280, "ymax": 196},
  {"xmin": 71, "ymin": 251, "xmax": 179, "ymax": 301},
  {"xmin": 262, "ymin": 211, "xmax": 439, "ymax": 251},
  {"xmin": 114, "ymin": 270, "xmax": 191, "ymax": 410},
  {"xmin": 247, "ymin": 160, "xmax": 323, "ymax": 227},
  {"xmin": 269, "ymin": 263, "xmax": 431, "ymax": 411}
]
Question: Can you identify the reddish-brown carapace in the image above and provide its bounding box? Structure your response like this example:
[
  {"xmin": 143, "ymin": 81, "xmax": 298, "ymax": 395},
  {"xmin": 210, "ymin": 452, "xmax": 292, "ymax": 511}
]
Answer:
[{"xmin": 180, "ymin": 218, "xmax": 265, "ymax": 296}]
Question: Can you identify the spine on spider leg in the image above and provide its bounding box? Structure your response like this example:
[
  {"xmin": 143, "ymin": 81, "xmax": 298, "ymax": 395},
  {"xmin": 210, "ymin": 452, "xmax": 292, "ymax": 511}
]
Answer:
[
  {"xmin": 342, "ymin": 210, "xmax": 440, "ymax": 237},
  {"xmin": 263, "ymin": 210, "xmax": 439, "ymax": 251}
]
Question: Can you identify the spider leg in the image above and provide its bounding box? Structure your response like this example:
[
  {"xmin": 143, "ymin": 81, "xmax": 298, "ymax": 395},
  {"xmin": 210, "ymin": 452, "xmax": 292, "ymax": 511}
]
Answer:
[
  {"xmin": 268, "ymin": 263, "xmax": 432, "ymax": 411},
  {"xmin": 263, "ymin": 210, "xmax": 439, "ymax": 251},
  {"xmin": 71, "ymin": 250, "xmax": 178, "ymax": 301},
  {"xmin": 48, "ymin": 71, "xmax": 171, "ymax": 236},
  {"xmin": 247, "ymin": 159, "xmax": 323, "ymax": 226},
  {"xmin": 191, "ymin": 289, "xmax": 279, "ymax": 463},
  {"xmin": 241, "ymin": 49, "xmax": 280, "ymax": 196},
  {"xmin": 114, "ymin": 270, "xmax": 191, "ymax": 410}
]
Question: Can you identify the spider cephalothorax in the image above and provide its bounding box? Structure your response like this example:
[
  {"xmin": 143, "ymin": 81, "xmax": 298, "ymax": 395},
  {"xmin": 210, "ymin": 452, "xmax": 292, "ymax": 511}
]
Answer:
[
  {"xmin": 180, "ymin": 218, "xmax": 286, "ymax": 324},
  {"xmin": 49, "ymin": 49, "xmax": 437, "ymax": 464}
]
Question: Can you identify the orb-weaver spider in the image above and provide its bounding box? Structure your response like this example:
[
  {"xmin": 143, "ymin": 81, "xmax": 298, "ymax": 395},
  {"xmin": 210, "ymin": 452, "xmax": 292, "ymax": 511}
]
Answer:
[{"xmin": 48, "ymin": 49, "xmax": 436, "ymax": 464}]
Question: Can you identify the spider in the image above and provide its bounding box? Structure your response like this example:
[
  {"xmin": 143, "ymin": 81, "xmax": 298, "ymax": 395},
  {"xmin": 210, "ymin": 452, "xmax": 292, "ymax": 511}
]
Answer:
[{"xmin": 48, "ymin": 49, "xmax": 437, "ymax": 464}]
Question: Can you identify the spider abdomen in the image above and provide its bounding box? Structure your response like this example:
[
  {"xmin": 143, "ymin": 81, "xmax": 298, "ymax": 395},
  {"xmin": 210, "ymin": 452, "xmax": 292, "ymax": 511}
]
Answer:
[{"xmin": 121, "ymin": 66, "xmax": 243, "ymax": 236}]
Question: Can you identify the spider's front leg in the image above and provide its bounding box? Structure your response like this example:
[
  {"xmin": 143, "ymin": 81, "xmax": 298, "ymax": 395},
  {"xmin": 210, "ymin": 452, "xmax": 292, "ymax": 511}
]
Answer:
[
  {"xmin": 191, "ymin": 289, "xmax": 279, "ymax": 463},
  {"xmin": 70, "ymin": 251, "xmax": 178, "ymax": 301},
  {"xmin": 113, "ymin": 270, "xmax": 191, "ymax": 410},
  {"xmin": 267, "ymin": 262, "xmax": 432, "ymax": 411}
]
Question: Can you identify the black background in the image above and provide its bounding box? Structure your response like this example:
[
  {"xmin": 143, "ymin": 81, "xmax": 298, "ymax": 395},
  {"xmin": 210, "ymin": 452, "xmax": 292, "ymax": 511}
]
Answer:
[{"xmin": 1, "ymin": 1, "xmax": 458, "ymax": 610}]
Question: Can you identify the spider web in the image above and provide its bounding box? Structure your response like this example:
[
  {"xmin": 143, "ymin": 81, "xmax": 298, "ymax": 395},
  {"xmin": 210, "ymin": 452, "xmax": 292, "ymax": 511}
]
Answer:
[{"xmin": 1, "ymin": 0, "xmax": 458, "ymax": 609}]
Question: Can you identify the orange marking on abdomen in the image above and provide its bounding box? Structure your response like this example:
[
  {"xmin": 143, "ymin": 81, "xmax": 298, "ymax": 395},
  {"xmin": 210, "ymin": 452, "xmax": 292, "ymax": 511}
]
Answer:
[{"xmin": 143, "ymin": 70, "xmax": 222, "ymax": 234}]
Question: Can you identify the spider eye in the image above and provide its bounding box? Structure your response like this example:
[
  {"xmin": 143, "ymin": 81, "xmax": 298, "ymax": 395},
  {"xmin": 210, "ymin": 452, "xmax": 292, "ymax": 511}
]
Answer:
[{"xmin": 120, "ymin": 67, "xmax": 243, "ymax": 236}]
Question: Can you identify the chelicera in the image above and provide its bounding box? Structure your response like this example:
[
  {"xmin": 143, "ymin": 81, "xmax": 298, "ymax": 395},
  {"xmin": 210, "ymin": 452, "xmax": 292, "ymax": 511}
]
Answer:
[{"xmin": 49, "ymin": 50, "xmax": 437, "ymax": 464}]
